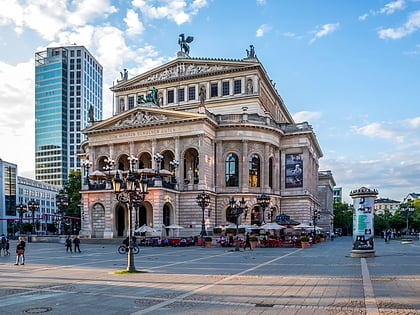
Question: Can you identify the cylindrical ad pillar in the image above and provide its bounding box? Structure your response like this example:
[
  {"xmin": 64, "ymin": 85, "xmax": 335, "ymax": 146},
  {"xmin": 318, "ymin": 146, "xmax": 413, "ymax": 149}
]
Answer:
[{"xmin": 349, "ymin": 187, "xmax": 378, "ymax": 257}]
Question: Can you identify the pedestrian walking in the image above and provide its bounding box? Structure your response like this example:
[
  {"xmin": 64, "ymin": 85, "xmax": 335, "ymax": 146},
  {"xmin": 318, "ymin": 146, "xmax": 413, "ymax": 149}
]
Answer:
[
  {"xmin": 244, "ymin": 232, "xmax": 252, "ymax": 251},
  {"xmin": 5, "ymin": 239, "xmax": 10, "ymax": 255},
  {"xmin": 73, "ymin": 236, "xmax": 81, "ymax": 253},
  {"xmin": 15, "ymin": 237, "xmax": 26, "ymax": 265},
  {"xmin": 1, "ymin": 233, "xmax": 7, "ymax": 256},
  {"xmin": 65, "ymin": 236, "xmax": 73, "ymax": 253}
]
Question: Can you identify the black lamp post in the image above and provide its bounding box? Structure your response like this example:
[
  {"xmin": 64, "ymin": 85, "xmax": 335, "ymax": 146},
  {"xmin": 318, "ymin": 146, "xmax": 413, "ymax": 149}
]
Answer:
[
  {"xmin": 401, "ymin": 204, "xmax": 415, "ymax": 235},
  {"xmin": 196, "ymin": 191, "xmax": 210, "ymax": 237},
  {"xmin": 229, "ymin": 196, "xmax": 246, "ymax": 251},
  {"xmin": 56, "ymin": 194, "xmax": 69, "ymax": 235},
  {"xmin": 82, "ymin": 160, "xmax": 93, "ymax": 185},
  {"xmin": 103, "ymin": 157, "xmax": 115, "ymax": 184},
  {"xmin": 169, "ymin": 159, "xmax": 179, "ymax": 183},
  {"xmin": 313, "ymin": 209, "xmax": 320, "ymax": 236},
  {"xmin": 153, "ymin": 153, "xmax": 163, "ymax": 178},
  {"xmin": 16, "ymin": 203, "xmax": 28, "ymax": 236},
  {"xmin": 27, "ymin": 199, "xmax": 40, "ymax": 235},
  {"xmin": 112, "ymin": 157, "xmax": 148, "ymax": 272},
  {"xmin": 256, "ymin": 193, "xmax": 270, "ymax": 225}
]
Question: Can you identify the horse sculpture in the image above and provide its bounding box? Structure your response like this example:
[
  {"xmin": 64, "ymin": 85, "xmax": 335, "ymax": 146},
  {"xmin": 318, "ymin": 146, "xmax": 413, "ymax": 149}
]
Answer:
[
  {"xmin": 138, "ymin": 87, "xmax": 159, "ymax": 106},
  {"xmin": 178, "ymin": 33, "xmax": 194, "ymax": 56}
]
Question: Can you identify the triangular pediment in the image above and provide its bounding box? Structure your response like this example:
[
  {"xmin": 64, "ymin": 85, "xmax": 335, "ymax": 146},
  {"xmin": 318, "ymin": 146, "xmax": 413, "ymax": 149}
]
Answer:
[
  {"xmin": 84, "ymin": 106, "xmax": 207, "ymax": 134},
  {"xmin": 112, "ymin": 57, "xmax": 259, "ymax": 91}
]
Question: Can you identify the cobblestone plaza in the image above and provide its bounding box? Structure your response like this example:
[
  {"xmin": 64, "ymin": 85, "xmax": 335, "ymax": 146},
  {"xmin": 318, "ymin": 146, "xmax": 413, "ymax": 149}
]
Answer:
[{"xmin": 0, "ymin": 236, "xmax": 419, "ymax": 315}]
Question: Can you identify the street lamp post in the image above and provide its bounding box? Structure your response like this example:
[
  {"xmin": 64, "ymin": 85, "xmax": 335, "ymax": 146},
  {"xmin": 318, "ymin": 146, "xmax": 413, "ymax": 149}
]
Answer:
[
  {"xmin": 313, "ymin": 209, "xmax": 320, "ymax": 237},
  {"xmin": 112, "ymin": 157, "xmax": 148, "ymax": 272},
  {"xmin": 229, "ymin": 196, "xmax": 246, "ymax": 251},
  {"xmin": 82, "ymin": 160, "xmax": 93, "ymax": 185},
  {"xmin": 196, "ymin": 191, "xmax": 210, "ymax": 237},
  {"xmin": 27, "ymin": 199, "xmax": 40, "ymax": 235},
  {"xmin": 256, "ymin": 193, "xmax": 270, "ymax": 225},
  {"xmin": 16, "ymin": 203, "xmax": 28, "ymax": 236},
  {"xmin": 169, "ymin": 159, "xmax": 179, "ymax": 184},
  {"xmin": 56, "ymin": 194, "xmax": 69, "ymax": 235},
  {"xmin": 401, "ymin": 204, "xmax": 415, "ymax": 235}
]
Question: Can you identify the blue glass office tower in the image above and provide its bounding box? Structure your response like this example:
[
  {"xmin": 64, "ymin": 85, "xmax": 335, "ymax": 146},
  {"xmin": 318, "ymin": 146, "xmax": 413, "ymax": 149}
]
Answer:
[{"xmin": 35, "ymin": 46, "xmax": 102, "ymax": 186}]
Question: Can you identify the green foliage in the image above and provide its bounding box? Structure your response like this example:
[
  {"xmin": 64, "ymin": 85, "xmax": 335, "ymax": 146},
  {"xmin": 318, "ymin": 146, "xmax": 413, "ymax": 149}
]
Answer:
[
  {"xmin": 333, "ymin": 201, "xmax": 352, "ymax": 235},
  {"xmin": 238, "ymin": 227, "xmax": 246, "ymax": 234},
  {"xmin": 225, "ymin": 228, "xmax": 235, "ymax": 235},
  {"xmin": 213, "ymin": 227, "xmax": 222, "ymax": 234},
  {"xmin": 204, "ymin": 237, "xmax": 212, "ymax": 242},
  {"xmin": 249, "ymin": 236, "xmax": 258, "ymax": 241},
  {"xmin": 374, "ymin": 214, "xmax": 390, "ymax": 234},
  {"xmin": 300, "ymin": 236, "xmax": 309, "ymax": 242},
  {"xmin": 60, "ymin": 169, "xmax": 82, "ymax": 218}
]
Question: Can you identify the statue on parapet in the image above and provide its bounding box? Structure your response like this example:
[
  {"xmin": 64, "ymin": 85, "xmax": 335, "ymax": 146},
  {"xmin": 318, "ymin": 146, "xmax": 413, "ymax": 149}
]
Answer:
[
  {"xmin": 178, "ymin": 33, "xmax": 194, "ymax": 56},
  {"xmin": 138, "ymin": 87, "xmax": 160, "ymax": 106},
  {"xmin": 117, "ymin": 68, "xmax": 128, "ymax": 82},
  {"xmin": 246, "ymin": 45, "xmax": 256, "ymax": 58}
]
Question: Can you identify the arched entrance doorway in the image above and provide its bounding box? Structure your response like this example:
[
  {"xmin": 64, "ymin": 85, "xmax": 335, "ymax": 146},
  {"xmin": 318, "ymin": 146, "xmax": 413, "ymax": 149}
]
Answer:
[{"xmin": 116, "ymin": 204, "xmax": 126, "ymax": 237}]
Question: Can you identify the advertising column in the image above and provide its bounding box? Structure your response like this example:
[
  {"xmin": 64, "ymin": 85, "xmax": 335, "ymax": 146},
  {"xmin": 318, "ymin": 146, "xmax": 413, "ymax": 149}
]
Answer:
[{"xmin": 349, "ymin": 187, "xmax": 378, "ymax": 258}]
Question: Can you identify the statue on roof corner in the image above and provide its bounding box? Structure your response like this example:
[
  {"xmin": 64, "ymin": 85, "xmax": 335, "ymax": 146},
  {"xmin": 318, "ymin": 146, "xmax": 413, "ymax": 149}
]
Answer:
[
  {"xmin": 178, "ymin": 33, "xmax": 194, "ymax": 56},
  {"xmin": 117, "ymin": 68, "xmax": 128, "ymax": 83},
  {"xmin": 246, "ymin": 45, "xmax": 256, "ymax": 58}
]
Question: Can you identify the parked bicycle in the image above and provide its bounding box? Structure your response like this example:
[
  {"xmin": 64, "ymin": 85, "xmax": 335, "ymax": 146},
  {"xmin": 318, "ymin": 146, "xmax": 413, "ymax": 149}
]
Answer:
[{"xmin": 118, "ymin": 244, "xmax": 140, "ymax": 254}]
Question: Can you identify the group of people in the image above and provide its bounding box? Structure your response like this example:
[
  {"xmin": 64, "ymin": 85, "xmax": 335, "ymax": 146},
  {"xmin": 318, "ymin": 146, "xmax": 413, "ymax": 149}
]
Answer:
[
  {"xmin": 65, "ymin": 235, "xmax": 81, "ymax": 253},
  {"xmin": 1, "ymin": 233, "xmax": 10, "ymax": 256},
  {"xmin": 1, "ymin": 234, "xmax": 27, "ymax": 265}
]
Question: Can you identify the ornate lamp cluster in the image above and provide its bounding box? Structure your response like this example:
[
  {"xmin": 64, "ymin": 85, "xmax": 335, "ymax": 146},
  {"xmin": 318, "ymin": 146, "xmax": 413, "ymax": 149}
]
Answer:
[
  {"xmin": 112, "ymin": 155, "xmax": 149, "ymax": 272},
  {"xmin": 56, "ymin": 194, "xmax": 69, "ymax": 235},
  {"xmin": 229, "ymin": 196, "xmax": 247, "ymax": 251},
  {"xmin": 400, "ymin": 204, "xmax": 415, "ymax": 235},
  {"xmin": 196, "ymin": 191, "xmax": 210, "ymax": 237},
  {"xmin": 256, "ymin": 193, "xmax": 270, "ymax": 224},
  {"xmin": 27, "ymin": 199, "xmax": 40, "ymax": 234}
]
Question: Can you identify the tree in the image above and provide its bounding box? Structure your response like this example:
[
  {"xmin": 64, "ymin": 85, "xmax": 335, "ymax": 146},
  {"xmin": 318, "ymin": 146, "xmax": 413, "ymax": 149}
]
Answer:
[
  {"xmin": 333, "ymin": 200, "xmax": 352, "ymax": 236},
  {"xmin": 59, "ymin": 169, "xmax": 82, "ymax": 218},
  {"xmin": 374, "ymin": 214, "xmax": 389, "ymax": 235}
]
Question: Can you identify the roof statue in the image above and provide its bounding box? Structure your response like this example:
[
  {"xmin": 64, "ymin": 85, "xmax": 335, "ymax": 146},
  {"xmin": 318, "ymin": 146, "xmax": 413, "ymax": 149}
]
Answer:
[
  {"xmin": 178, "ymin": 33, "xmax": 194, "ymax": 57},
  {"xmin": 137, "ymin": 87, "xmax": 160, "ymax": 107},
  {"xmin": 117, "ymin": 68, "xmax": 128, "ymax": 83},
  {"xmin": 246, "ymin": 45, "xmax": 256, "ymax": 59}
]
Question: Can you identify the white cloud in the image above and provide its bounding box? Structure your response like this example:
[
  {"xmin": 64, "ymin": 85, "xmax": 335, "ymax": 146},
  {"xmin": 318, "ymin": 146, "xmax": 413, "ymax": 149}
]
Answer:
[
  {"xmin": 379, "ymin": 0, "xmax": 406, "ymax": 15},
  {"xmin": 406, "ymin": 116, "xmax": 420, "ymax": 128},
  {"xmin": 292, "ymin": 111, "xmax": 321, "ymax": 123},
  {"xmin": 132, "ymin": 0, "xmax": 207, "ymax": 25},
  {"xmin": 378, "ymin": 10, "xmax": 420, "ymax": 39},
  {"xmin": 353, "ymin": 122, "xmax": 405, "ymax": 143},
  {"xmin": 124, "ymin": 9, "xmax": 145, "ymax": 36},
  {"xmin": 358, "ymin": 13, "xmax": 369, "ymax": 21},
  {"xmin": 256, "ymin": 24, "xmax": 271, "ymax": 37},
  {"xmin": 0, "ymin": 59, "xmax": 35, "ymax": 177},
  {"xmin": 309, "ymin": 23, "xmax": 339, "ymax": 44},
  {"xmin": 256, "ymin": 0, "xmax": 266, "ymax": 5}
]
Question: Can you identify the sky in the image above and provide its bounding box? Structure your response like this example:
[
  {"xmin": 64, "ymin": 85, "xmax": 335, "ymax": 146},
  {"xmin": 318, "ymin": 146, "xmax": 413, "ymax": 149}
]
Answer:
[{"xmin": 0, "ymin": 0, "xmax": 419, "ymax": 203}]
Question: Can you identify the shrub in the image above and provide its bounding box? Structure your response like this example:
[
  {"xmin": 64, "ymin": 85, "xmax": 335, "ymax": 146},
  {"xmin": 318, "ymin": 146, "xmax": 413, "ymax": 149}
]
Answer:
[
  {"xmin": 300, "ymin": 236, "xmax": 309, "ymax": 242},
  {"xmin": 249, "ymin": 236, "xmax": 258, "ymax": 242},
  {"xmin": 204, "ymin": 237, "xmax": 213, "ymax": 242},
  {"xmin": 213, "ymin": 227, "xmax": 222, "ymax": 234}
]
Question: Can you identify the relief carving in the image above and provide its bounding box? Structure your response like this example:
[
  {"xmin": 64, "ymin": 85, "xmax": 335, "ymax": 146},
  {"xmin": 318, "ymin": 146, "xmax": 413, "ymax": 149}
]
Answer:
[{"xmin": 115, "ymin": 110, "xmax": 168, "ymax": 127}]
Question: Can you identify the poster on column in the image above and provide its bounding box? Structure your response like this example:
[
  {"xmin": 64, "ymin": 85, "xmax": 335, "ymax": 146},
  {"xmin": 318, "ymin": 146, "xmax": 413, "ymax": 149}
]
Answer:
[
  {"xmin": 285, "ymin": 153, "xmax": 303, "ymax": 188},
  {"xmin": 352, "ymin": 196, "xmax": 374, "ymax": 250}
]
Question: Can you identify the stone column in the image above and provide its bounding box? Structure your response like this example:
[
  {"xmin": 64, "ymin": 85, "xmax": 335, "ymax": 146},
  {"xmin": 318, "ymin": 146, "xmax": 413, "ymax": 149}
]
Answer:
[{"xmin": 241, "ymin": 140, "xmax": 248, "ymax": 192}]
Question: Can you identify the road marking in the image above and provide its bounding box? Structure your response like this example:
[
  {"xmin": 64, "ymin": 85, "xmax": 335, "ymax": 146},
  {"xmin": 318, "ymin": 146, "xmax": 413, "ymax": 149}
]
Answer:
[
  {"xmin": 361, "ymin": 257, "xmax": 379, "ymax": 315},
  {"xmin": 131, "ymin": 248, "xmax": 302, "ymax": 314}
]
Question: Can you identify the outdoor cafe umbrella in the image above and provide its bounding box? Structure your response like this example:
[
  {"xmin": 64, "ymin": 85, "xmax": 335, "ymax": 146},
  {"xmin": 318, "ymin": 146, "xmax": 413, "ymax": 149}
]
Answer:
[
  {"xmin": 293, "ymin": 223, "xmax": 313, "ymax": 229},
  {"xmin": 260, "ymin": 222, "xmax": 287, "ymax": 230},
  {"xmin": 135, "ymin": 224, "xmax": 155, "ymax": 233},
  {"xmin": 88, "ymin": 170, "xmax": 106, "ymax": 180},
  {"xmin": 165, "ymin": 224, "xmax": 184, "ymax": 237}
]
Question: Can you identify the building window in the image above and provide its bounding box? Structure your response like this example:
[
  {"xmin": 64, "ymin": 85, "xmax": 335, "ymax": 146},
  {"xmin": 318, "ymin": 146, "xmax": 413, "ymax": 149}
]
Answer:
[
  {"xmin": 188, "ymin": 86, "xmax": 195, "ymax": 100},
  {"xmin": 222, "ymin": 81, "xmax": 229, "ymax": 96},
  {"xmin": 234, "ymin": 80, "xmax": 241, "ymax": 94},
  {"xmin": 210, "ymin": 83, "xmax": 218, "ymax": 97},
  {"xmin": 128, "ymin": 96, "xmax": 135, "ymax": 109},
  {"xmin": 225, "ymin": 153, "xmax": 239, "ymax": 187},
  {"xmin": 178, "ymin": 88, "xmax": 185, "ymax": 102},
  {"xmin": 269, "ymin": 157, "xmax": 273, "ymax": 188},
  {"xmin": 167, "ymin": 90, "xmax": 174, "ymax": 103},
  {"xmin": 249, "ymin": 154, "xmax": 260, "ymax": 187}
]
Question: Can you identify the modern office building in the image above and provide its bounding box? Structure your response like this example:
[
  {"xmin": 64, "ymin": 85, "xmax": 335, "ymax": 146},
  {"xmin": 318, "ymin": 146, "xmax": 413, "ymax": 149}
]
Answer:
[
  {"xmin": 78, "ymin": 44, "xmax": 326, "ymax": 239},
  {"xmin": 35, "ymin": 45, "xmax": 103, "ymax": 186},
  {"xmin": 333, "ymin": 187, "xmax": 343, "ymax": 203},
  {"xmin": 0, "ymin": 159, "xmax": 17, "ymax": 235}
]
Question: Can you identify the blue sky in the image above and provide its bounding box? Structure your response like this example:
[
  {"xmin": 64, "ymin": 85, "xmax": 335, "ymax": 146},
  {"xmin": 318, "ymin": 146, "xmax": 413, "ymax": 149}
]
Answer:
[{"xmin": 0, "ymin": 0, "xmax": 419, "ymax": 203}]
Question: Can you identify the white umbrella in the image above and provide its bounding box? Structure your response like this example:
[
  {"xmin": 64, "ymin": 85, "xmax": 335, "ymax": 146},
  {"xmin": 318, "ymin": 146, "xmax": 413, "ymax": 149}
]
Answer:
[
  {"xmin": 88, "ymin": 170, "xmax": 106, "ymax": 179},
  {"xmin": 159, "ymin": 169, "xmax": 172, "ymax": 175},
  {"xmin": 293, "ymin": 223, "xmax": 313, "ymax": 229},
  {"xmin": 135, "ymin": 224, "xmax": 155, "ymax": 233},
  {"xmin": 261, "ymin": 222, "xmax": 287, "ymax": 230},
  {"xmin": 165, "ymin": 224, "xmax": 184, "ymax": 229}
]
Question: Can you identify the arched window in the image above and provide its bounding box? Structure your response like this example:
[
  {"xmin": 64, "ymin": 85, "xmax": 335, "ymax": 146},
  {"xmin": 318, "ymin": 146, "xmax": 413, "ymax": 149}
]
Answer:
[
  {"xmin": 225, "ymin": 153, "xmax": 239, "ymax": 187},
  {"xmin": 269, "ymin": 157, "xmax": 273, "ymax": 188},
  {"xmin": 249, "ymin": 154, "xmax": 260, "ymax": 187}
]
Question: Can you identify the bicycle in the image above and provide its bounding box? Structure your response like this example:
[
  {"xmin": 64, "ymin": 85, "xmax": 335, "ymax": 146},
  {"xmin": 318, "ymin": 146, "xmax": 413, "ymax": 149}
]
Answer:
[{"xmin": 117, "ymin": 244, "xmax": 140, "ymax": 255}]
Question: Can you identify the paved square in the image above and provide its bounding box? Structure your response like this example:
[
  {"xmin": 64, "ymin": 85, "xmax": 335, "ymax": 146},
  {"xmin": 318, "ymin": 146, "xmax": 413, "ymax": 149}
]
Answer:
[{"xmin": 0, "ymin": 236, "xmax": 419, "ymax": 314}]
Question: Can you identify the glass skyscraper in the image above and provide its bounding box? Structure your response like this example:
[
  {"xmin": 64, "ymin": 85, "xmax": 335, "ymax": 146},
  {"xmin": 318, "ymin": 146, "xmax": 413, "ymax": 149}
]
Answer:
[{"xmin": 35, "ymin": 45, "xmax": 102, "ymax": 186}]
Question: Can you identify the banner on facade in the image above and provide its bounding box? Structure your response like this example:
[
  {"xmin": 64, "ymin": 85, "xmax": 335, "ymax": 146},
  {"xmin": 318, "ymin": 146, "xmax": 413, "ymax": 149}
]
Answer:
[{"xmin": 285, "ymin": 153, "xmax": 303, "ymax": 188}]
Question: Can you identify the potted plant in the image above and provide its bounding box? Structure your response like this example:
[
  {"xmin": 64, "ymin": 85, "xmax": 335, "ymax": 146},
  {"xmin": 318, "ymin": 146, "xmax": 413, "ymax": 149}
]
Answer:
[
  {"xmin": 300, "ymin": 236, "xmax": 310, "ymax": 248},
  {"xmin": 249, "ymin": 236, "xmax": 258, "ymax": 248},
  {"xmin": 238, "ymin": 227, "xmax": 246, "ymax": 235},
  {"xmin": 213, "ymin": 227, "xmax": 222, "ymax": 236},
  {"xmin": 204, "ymin": 236, "xmax": 213, "ymax": 248},
  {"xmin": 225, "ymin": 228, "xmax": 235, "ymax": 236}
]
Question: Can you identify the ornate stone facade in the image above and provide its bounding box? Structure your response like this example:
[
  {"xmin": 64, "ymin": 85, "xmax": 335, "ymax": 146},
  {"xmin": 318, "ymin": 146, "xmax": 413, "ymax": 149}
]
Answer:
[{"xmin": 79, "ymin": 51, "xmax": 324, "ymax": 238}]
